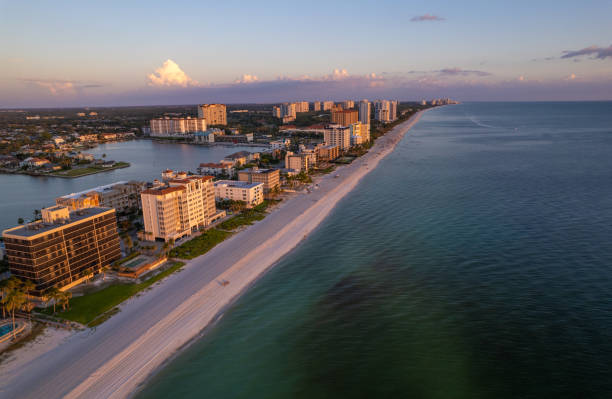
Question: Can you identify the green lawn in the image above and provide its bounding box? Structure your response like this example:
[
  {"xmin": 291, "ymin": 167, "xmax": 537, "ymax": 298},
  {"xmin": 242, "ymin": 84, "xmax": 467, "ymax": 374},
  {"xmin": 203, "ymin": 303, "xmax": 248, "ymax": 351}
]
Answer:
[
  {"xmin": 51, "ymin": 162, "xmax": 130, "ymax": 177},
  {"xmin": 218, "ymin": 209, "xmax": 266, "ymax": 231},
  {"xmin": 169, "ymin": 229, "xmax": 232, "ymax": 260},
  {"xmin": 39, "ymin": 261, "xmax": 184, "ymax": 326}
]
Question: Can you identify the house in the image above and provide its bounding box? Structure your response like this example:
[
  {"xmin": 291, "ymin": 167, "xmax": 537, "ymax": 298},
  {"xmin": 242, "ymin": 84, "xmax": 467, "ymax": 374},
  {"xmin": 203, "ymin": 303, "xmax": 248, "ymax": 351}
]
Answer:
[
  {"xmin": 20, "ymin": 157, "xmax": 51, "ymax": 168},
  {"xmin": 198, "ymin": 162, "xmax": 235, "ymax": 177}
]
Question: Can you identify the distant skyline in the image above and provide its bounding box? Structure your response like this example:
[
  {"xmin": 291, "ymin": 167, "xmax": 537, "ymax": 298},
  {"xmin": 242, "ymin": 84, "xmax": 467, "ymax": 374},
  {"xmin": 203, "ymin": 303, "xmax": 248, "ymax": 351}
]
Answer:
[{"xmin": 1, "ymin": 0, "xmax": 611, "ymax": 107}]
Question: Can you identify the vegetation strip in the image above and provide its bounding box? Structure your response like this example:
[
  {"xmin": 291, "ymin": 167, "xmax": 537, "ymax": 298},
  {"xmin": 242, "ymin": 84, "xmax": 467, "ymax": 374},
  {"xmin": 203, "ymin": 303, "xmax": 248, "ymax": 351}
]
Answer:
[{"xmin": 39, "ymin": 261, "xmax": 185, "ymax": 326}]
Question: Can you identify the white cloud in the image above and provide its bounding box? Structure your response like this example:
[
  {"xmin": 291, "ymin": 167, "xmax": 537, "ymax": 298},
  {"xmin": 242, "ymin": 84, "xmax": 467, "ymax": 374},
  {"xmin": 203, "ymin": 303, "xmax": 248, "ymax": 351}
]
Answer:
[
  {"xmin": 235, "ymin": 74, "xmax": 259, "ymax": 84},
  {"xmin": 147, "ymin": 59, "xmax": 198, "ymax": 87}
]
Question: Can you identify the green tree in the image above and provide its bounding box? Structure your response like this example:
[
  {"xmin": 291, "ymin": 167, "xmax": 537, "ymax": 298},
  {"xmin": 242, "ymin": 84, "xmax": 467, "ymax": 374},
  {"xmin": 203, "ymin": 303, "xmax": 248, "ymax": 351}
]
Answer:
[
  {"xmin": 17, "ymin": 218, "xmax": 24, "ymax": 225},
  {"xmin": 46, "ymin": 287, "xmax": 63, "ymax": 314}
]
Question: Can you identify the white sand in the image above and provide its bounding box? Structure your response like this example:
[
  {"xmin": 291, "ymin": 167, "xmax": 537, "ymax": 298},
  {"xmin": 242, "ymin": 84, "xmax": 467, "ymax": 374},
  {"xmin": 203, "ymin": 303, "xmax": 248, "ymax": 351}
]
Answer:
[{"xmin": 0, "ymin": 110, "xmax": 426, "ymax": 399}]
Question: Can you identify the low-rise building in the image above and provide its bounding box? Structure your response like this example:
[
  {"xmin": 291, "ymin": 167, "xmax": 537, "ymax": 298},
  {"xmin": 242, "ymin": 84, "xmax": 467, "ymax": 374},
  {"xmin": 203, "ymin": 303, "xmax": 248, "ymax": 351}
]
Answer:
[
  {"xmin": 56, "ymin": 181, "xmax": 146, "ymax": 213},
  {"xmin": 316, "ymin": 145, "xmax": 339, "ymax": 161},
  {"xmin": 285, "ymin": 152, "xmax": 310, "ymax": 173},
  {"xmin": 2, "ymin": 206, "xmax": 121, "ymax": 294},
  {"xmin": 198, "ymin": 162, "xmax": 235, "ymax": 177},
  {"xmin": 270, "ymin": 139, "xmax": 290, "ymax": 150},
  {"xmin": 223, "ymin": 151, "xmax": 260, "ymax": 166},
  {"xmin": 214, "ymin": 133, "xmax": 253, "ymax": 143},
  {"xmin": 238, "ymin": 167, "xmax": 280, "ymax": 193},
  {"xmin": 20, "ymin": 157, "xmax": 51, "ymax": 168},
  {"xmin": 194, "ymin": 130, "xmax": 215, "ymax": 143},
  {"xmin": 214, "ymin": 180, "xmax": 264, "ymax": 207}
]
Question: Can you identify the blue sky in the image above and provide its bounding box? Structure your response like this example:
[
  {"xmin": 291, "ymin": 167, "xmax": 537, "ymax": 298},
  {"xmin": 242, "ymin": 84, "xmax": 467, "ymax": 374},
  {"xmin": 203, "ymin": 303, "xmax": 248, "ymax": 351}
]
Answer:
[{"xmin": 1, "ymin": 0, "xmax": 611, "ymax": 107}]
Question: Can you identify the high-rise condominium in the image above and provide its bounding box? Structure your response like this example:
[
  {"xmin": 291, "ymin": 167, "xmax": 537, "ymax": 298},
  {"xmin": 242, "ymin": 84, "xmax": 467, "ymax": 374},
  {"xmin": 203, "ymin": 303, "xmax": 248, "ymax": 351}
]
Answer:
[
  {"xmin": 359, "ymin": 99, "xmax": 371, "ymax": 125},
  {"xmin": 197, "ymin": 104, "xmax": 227, "ymax": 126}
]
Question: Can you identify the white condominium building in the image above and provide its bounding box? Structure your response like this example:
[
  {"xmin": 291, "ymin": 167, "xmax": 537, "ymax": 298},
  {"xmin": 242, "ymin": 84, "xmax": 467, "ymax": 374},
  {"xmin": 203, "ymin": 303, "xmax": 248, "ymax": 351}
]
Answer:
[
  {"xmin": 214, "ymin": 180, "xmax": 264, "ymax": 207},
  {"xmin": 359, "ymin": 99, "xmax": 371, "ymax": 125},
  {"xmin": 150, "ymin": 117, "xmax": 207, "ymax": 137},
  {"xmin": 323, "ymin": 124, "xmax": 351, "ymax": 150},
  {"xmin": 141, "ymin": 175, "xmax": 216, "ymax": 242},
  {"xmin": 374, "ymin": 100, "xmax": 398, "ymax": 122}
]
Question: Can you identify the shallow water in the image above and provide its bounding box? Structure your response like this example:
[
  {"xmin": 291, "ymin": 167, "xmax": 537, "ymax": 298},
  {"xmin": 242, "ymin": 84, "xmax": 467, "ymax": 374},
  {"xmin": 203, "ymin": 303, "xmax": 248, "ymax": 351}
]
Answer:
[{"xmin": 136, "ymin": 102, "xmax": 612, "ymax": 398}]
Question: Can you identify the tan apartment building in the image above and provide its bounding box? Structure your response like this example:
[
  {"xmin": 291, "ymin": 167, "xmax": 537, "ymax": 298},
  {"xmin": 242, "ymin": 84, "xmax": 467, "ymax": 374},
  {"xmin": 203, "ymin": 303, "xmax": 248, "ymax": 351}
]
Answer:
[
  {"xmin": 313, "ymin": 101, "xmax": 321, "ymax": 111},
  {"xmin": 2, "ymin": 206, "xmax": 121, "ymax": 294},
  {"xmin": 198, "ymin": 104, "xmax": 227, "ymax": 125},
  {"xmin": 285, "ymin": 152, "xmax": 311, "ymax": 173},
  {"xmin": 141, "ymin": 175, "xmax": 217, "ymax": 242},
  {"xmin": 324, "ymin": 124, "xmax": 351, "ymax": 151},
  {"xmin": 214, "ymin": 180, "xmax": 264, "ymax": 208},
  {"xmin": 322, "ymin": 101, "xmax": 334, "ymax": 111},
  {"xmin": 150, "ymin": 117, "xmax": 207, "ymax": 137},
  {"xmin": 238, "ymin": 167, "xmax": 280, "ymax": 194},
  {"xmin": 317, "ymin": 145, "xmax": 340, "ymax": 161},
  {"xmin": 331, "ymin": 109, "xmax": 359, "ymax": 126}
]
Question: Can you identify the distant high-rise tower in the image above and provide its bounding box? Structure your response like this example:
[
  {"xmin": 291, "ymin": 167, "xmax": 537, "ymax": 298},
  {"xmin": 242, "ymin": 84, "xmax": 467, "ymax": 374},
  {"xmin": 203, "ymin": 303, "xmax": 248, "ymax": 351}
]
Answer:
[
  {"xmin": 197, "ymin": 104, "xmax": 227, "ymax": 126},
  {"xmin": 359, "ymin": 99, "xmax": 370, "ymax": 125}
]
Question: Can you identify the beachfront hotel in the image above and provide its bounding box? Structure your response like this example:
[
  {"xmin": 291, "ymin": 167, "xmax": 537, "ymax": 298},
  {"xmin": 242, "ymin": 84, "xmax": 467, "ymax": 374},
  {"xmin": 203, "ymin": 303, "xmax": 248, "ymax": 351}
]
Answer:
[
  {"xmin": 214, "ymin": 180, "xmax": 264, "ymax": 208},
  {"xmin": 197, "ymin": 104, "xmax": 227, "ymax": 125},
  {"xmin": 238, "ymin": 167, "xmax": 280, "ymax": 194},
  {"xmin": 331, "ymin": 109, "xmax": 359, "ymax": 126},
  {"xmin": 56, "ymin": 181, "xmax": 147, "ymax": 213},
  {"xmin": 150, "ymin": 117, "xmax": 207, "ymax": 137},
  {"xmin": 141, "ymin": 174, "xmax": 219, "ymax": 242},
  {"xmin": 323, "ymin": 124, "xmax": 351, "ymax": 151},
  {"xmin": 2, "ymin": 206, "xmax": 121, "ymax": 294}
]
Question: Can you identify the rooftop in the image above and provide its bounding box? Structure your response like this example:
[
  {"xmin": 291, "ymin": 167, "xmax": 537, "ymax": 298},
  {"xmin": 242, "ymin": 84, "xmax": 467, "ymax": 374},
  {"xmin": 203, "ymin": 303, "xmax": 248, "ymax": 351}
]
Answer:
[
  {"xmin": 214, "ymin": 180, "xmax": 263, "ymax": 189},
  {"xmin": 3, "ymin": 207, "xmax": 115, "ymax": 238},
  {"xmin": 59, "ymin": 181, "xmax": 128, "ymax": 199}
]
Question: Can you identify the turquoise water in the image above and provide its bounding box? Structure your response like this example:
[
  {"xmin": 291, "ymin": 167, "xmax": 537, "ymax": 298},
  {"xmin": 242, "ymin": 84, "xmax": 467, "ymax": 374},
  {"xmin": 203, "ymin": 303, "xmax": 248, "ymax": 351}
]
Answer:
[
  {"xmin": 0, "ymin": 323, "xmax": 14, "ymax": 337},
  {"xmin": 138, "ymin": 102, "xmax": 612, "ymax": 398}
]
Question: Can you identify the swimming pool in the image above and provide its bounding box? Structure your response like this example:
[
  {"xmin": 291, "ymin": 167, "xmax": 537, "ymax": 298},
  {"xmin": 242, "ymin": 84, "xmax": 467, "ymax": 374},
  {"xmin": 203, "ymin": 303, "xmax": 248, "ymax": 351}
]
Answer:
[{"xmin": 0, "ymin": 323, "xmax": 14, "ymax": 337}]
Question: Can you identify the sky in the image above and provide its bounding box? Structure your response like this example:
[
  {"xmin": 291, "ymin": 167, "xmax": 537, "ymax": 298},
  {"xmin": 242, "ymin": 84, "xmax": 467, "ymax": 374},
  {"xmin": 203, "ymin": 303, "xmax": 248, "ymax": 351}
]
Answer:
[{"xmin": 1, "ymin": 0, "xmax": 611, "ymax": 107}]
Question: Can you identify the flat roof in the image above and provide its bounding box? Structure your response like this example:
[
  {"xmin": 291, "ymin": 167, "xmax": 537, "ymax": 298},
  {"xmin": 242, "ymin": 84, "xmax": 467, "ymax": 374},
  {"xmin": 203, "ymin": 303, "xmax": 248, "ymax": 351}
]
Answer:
[
  {"xmin": 3, "ymin": 207, "xmax": 115, "ymax": 238},
  {"xmin": 59, "ymin": 181, "xmax": 128, "ymax": 199},
  {"xmin": 214, "ymin": 180, "xmax": 263, "ymax": 189},
  {"xmin": 239, "ymin": 168, "xmax": 278, "ymax": 174},
  {"xmin": 141, "ymin": 186, "xmax": 185, "ymax": 196}
]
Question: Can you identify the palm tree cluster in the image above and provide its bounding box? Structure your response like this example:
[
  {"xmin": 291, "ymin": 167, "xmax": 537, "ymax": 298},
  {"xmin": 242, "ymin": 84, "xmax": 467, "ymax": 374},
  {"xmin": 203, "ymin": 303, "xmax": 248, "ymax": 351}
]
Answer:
[
  {"xmin": 0, "ymin": 276, "xmax": 35, "ymax": 338},
  {"xmin": 46, "ymin": 287, "xmax": 72, "ymax": 314}
]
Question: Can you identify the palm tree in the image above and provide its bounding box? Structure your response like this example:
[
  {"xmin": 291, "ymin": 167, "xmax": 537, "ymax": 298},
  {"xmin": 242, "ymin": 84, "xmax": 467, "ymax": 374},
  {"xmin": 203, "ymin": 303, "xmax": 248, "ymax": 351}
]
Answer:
[
  {"xmin": 33, "ymin": 209, "xmax": 41, "ymax": 221},
  {"xmin": 46, "ymin": 287, "xmax": 63, "ymax": 314},
  {"xmin": 5, "ymin": 290, "xmax": 26, "ymax": 338},
  {"xmin": 59, "ymin": 291, "xmax": 72, "ymax": 311},
  {"xmin": 20, "ymin": 279, "xmax": 36, "ymax": 320}
]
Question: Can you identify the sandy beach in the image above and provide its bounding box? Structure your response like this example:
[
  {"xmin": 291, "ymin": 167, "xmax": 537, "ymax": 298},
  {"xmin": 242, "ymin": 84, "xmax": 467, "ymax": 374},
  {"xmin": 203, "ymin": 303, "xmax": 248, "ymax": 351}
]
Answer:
[{"xmin": 0, "ymin": 110, "xmax": 426, "ymax": 399}]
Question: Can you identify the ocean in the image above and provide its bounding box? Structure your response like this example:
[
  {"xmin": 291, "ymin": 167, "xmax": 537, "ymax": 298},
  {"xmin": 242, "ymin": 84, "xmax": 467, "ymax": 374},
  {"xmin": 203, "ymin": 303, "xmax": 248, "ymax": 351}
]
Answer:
[{"xmin": 141, "ymin": 103, "xmax": 612, "ymax": 397}]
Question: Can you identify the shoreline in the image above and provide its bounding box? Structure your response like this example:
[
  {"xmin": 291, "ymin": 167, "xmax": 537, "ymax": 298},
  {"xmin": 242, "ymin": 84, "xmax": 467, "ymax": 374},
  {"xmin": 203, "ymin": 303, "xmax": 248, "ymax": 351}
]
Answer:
[{"xmin": 0, "ymin": 109, "xmax": 428, "ymax": 399}]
